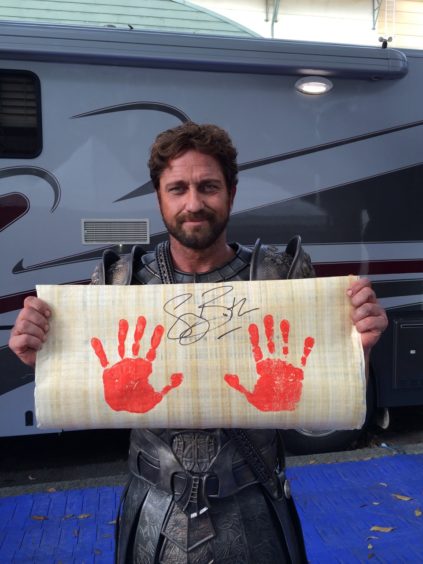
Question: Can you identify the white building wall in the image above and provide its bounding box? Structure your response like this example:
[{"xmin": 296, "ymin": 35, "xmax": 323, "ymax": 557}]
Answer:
[
  {"xmin": 191, "ymin": 0, "xmax": 423, "ymax": 49},
  {"xmin": 378, "ymin": 0, "xmax": 423, "ymax": 49}
]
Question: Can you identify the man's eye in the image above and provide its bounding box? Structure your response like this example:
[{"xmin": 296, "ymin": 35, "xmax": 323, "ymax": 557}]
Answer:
[
  {"xmin": 203, "ymin": 183, "xmax": 219, "ymax": 192},
  {"xmin": 168, "ymin": 186, "xmax": 185, "ymax": 194}
]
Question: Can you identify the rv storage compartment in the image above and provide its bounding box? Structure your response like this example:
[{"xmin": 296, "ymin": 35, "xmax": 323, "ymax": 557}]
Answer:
[
  {"xmin": 393, "ymin": 316, "xmax": 423, "ymax": 390},
  {"xmin": 375, "ymin": 313, "xmax": 423, "ymax": 408}
]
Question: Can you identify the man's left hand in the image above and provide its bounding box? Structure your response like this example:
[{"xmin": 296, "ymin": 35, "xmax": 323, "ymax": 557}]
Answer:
[{"xmin": 348, "ymin": 278, "xmax": 388, "ymax": 358}]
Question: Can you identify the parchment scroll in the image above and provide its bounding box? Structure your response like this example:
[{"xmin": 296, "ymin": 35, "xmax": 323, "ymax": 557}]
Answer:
[{"xmin": 35, "ymin": 276, "xmax": 366, "ymax": 431}]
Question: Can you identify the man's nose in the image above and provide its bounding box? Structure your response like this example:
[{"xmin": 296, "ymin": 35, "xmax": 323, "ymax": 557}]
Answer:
[{"xmin": 185, "ymin": 187, "xmax": 204, "ymax": 212}]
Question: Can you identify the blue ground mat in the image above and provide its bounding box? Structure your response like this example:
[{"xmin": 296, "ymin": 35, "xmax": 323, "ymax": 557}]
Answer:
[
  {"xmin": 290, "ymin": 454, "xmax": 423, "ymax": 563},
  {"xmin": 1, "ymin": 454, "xmax": 423, "ymax": 563}
]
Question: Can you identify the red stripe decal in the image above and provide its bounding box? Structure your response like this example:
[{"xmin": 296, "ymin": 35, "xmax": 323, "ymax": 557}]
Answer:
[
  {"xmin": 314, "ymin": 260, "xmax": 423, "ymax": 277},
  {"xmin": 0, "ymin": 280, "xmax": 90, "ymax": 315}
]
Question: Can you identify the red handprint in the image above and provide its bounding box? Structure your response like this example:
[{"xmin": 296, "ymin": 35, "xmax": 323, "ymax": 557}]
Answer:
[
  {"xmin": 224, "ymin": 315, "xmax": 314, "ymax": 411},
  {"xmin": 91, "ymin": 317, "xmax": 183, "ymax": 413}
]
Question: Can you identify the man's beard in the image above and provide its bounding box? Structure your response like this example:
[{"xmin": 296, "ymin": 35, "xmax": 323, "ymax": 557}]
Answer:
[{"xmin": 163, "ymin": 210, "xmax": 230, "ymax": 250}]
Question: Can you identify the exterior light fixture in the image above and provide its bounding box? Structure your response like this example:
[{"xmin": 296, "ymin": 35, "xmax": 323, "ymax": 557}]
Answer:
[{"xmin": 295, "ymin": 76, "xmax": 333, "ymax": 95}]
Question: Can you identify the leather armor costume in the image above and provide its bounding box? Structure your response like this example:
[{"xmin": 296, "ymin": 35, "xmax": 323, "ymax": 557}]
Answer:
[{"xmin": 92, "ymin": 237, "xmax": 314, "ymax": 564}]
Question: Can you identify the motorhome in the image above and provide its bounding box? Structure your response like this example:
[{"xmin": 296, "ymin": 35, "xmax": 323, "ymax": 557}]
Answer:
[{"xmin": 0, "ymin": 14, "xmax": 422, "ymax": 452}]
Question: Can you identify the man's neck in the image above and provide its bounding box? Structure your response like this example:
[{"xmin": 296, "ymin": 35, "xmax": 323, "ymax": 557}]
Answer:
[{"xmin": 168, "ymin": 237, "xmax": 235, "ymax": 274}]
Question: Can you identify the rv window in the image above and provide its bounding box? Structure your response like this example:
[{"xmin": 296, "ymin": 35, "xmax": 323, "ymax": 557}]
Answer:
[{"xmin": 0, "ymin": 71, "xmax": 42, "ymax": 158}]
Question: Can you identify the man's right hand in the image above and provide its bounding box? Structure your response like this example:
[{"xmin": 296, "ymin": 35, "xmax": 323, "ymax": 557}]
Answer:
[{"xmin": 9, "ymin": 296, "xmax": 51, "ymax": 368}]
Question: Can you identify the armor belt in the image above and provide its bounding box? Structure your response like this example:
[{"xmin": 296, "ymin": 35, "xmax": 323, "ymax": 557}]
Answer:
[{"xmin": 128, "ymin": 429, "xmax": 283, "ymax": 504}]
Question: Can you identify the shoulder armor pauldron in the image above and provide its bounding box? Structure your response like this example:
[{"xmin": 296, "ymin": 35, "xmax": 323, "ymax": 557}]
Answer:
[
  {"xmin": 91, "ymin": 245, "xmax": 146, "ymax": 285},
  {"xmin": 250, "ymin": 235, "xmax": 315, "ymax": 280}
]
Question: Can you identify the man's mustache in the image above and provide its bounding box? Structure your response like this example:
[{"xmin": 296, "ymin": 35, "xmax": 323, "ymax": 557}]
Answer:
[{"xmin": 178, "ymin": 211, "xmax": 214, "ymax": 222}]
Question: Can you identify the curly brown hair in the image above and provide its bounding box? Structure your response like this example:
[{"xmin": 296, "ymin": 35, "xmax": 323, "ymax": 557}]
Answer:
[{"xmin": 148, "ymin": 122, "xmax": 238, "ymax": 191}]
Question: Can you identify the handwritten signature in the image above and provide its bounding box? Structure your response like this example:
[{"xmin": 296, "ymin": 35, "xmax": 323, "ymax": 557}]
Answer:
[{"xmin": 163, "ymin": 285, "xmax": 259, "ymax": 345}]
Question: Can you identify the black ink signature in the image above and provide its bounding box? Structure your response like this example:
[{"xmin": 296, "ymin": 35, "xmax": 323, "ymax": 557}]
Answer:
[{"xmin": 163, "ymin": 285, "xmax": 259, "ymax": 345}]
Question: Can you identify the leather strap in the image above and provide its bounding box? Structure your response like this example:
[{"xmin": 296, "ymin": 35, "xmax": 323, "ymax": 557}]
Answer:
[
  {"xmin": 228, "ymin": 429, "xmax": 306, "ymax": 562},
  {"xmin": 228, "ymin": 428, "xmax": 280, "ymax": 499},
  {"xmin": 155, "ymin": 240, "xmax": 175, "ymax": 284}
]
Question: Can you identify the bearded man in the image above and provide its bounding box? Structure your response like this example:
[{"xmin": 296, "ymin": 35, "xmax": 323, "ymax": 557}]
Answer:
[{"xmin": 9, "ymin": 122, "xmax": 387, "ymax": 563}]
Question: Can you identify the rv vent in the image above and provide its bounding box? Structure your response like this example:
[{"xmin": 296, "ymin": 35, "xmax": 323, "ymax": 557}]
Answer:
[{"xmin": 82, "ymin": 219, "xmax": 149, "ymax": 245}]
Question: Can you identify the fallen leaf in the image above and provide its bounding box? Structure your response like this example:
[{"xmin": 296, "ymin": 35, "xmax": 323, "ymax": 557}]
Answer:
[
  {"xmin": 372, "ymin": 502, "xmax": 380, "ymax": 506},
  {"xmin": 31, "ymin": 515, "xmax": 48, "ymax": 521},
  {"xmin": 368, "ymin": 543, "xmax": 373, "ymax": 549},
  {"xmin": 46, "ymin": 487, "xmax": 56, "ymax": 493},
  {"xmin": 62, "ymin": 514, "xmax": 75, "ymax": 520},
  {"xmin": 370, "ymin": 526, "xmax": 394, "ymax": 533},
  {"xmin": 77, "ymin": 513, "xmax": 91, "ymax": 519},
  {"xmin": 415, "ymin": 509, "xmax": 422, "ymax": 517},
  {"xmin": 392, "ymin": 493, "xmax": 413, "ymax": 501}
]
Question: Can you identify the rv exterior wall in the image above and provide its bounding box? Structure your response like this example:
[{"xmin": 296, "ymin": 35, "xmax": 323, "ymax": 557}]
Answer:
[{"xmin": 0, "ymin": 26, "xmax": 422, "ymax": 438}]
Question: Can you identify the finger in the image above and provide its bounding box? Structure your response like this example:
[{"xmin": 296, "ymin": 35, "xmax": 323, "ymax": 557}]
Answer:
[
  {"xmin": 280, "ymin": 319, "xmax": 290, "ymax": 356},
  {"xmin": 170, "ymin": 373, "xmax": 183, "ymax": 387},
  {"xmin": 11, "ymin": 316, "xmax": 49, "ymax": 342},
  {"xmin": 263, "ymin": 315, "xmax": 275, "ymax": 354},
  {"xmin": 8, "ymin": 329, "xmax": 48, "ymax": 367},
  {"xmin": 347, "ymin": 277, "xmax": 371, "ymax": 294},
  {"xmin": 301, "ymin": 337, "xmax": 315, "ymax": 367},
  {"xmin": 118, "ymin": 319, "xmax": 129, "ymax": 359},
  {"xmin": 364, "ymin": 291, "xmax": 378, "ymax": 309},
  {"xmin": 91, "ymin": 337, "xmax": 108, "ymax": 367},
  {"xmin": 248, "ymin": 323, "xmax": 263, "ymax": 362},
  {"xmin": 353, "ymin": 311, "xmax": 388, "ymax": 335},
  {"xmin": 146, "ymin": 325, "xmax": 164, "ymax": 362},
  {"xmin": 224, "ymin": 374, "xmax": 250, "ymax": 397},
  {"xmin": 161, "ymin": 373, "xmax": 184, "ymax": 395},
  {"xmin": 9, "ymin": 333, "xmax": 44, "ymax": 356},
  {"xmin": 132, "ymin": 316, "xmax": 146, "ymax": 356},
  {"xmin": 351, "ymin": 302, "xmax": 385, "ymax": 326},
  {"xmin": 347, "ymin": 278, "xmax": 376, "ymax": 305},
  {"xmin": 350, "ymin": 288, "xmax": 377, "ymax": 311},
  {"xmin": 24, "ymin": 296, "xmax": 52, "ymax": 318}
]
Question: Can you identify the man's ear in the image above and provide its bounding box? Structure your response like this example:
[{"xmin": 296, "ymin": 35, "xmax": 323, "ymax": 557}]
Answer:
[{"xmin": 229, "ymin": 185, "xmax": 237, "ymax": 208}]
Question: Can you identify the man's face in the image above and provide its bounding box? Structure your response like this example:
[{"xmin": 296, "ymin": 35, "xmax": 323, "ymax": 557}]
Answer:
[{"xmin": 157, "ymin": 150, "xmax": 236, "ymax": 250}]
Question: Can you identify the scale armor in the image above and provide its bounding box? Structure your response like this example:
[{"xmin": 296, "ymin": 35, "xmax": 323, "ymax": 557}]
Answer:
[{"xmin": 92, "ymin": 238, "xmax": 314, "ymax": 563}]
